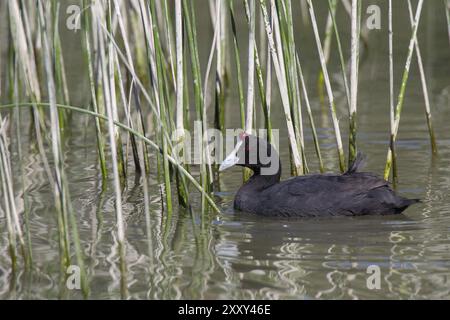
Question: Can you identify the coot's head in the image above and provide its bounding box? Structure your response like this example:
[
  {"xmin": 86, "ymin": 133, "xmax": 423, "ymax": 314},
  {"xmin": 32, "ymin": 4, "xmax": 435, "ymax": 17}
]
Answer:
[{"xmin": 219, "ymin": 133, "xmax": 280, "ymax": 176}]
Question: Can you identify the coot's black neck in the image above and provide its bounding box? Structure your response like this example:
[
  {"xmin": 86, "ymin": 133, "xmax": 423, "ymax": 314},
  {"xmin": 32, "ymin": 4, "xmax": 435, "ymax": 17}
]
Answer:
[{"xmin": 245, "ymin": 159, "xmax": 282, "ymax": 190}]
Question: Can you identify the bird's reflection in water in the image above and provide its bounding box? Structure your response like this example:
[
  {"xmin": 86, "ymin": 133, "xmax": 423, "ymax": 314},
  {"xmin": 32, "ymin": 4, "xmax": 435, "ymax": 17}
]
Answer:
[{"xmin": 214, "ymin": 211, "xmax": 421, "ymax": 299}]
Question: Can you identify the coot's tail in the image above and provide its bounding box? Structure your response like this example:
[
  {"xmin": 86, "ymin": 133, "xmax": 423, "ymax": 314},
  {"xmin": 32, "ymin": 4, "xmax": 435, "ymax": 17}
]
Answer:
[{"xmin": 345, "ymin": 152, "xmax": 366, "ymax": 175}]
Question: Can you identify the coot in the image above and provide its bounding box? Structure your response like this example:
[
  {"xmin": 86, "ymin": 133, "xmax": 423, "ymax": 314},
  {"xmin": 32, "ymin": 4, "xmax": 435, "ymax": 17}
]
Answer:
[{"xmin": 219, "ymin": 134, "xmax": 419, "ymax": 217}]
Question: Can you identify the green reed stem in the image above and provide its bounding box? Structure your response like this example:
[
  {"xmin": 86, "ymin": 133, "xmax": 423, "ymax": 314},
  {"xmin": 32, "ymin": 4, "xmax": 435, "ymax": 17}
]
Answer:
[
  {"xmin": 95, "ymin": 0, "xmax": 128, "ymax": 298},
  {"xmin": 258, "ymin": 0, "xmax": 303, "ymax": 174},
  {"xmin": 183, "ymin": 0, "xmax": 211, "ymax": 212},
  {"xmin": 296, "ymin": 54, "xmax": 324, "ymax": 172},
  {"xmin": 38, "ymin": 0, "xmax": 88, "ymax": 296},
  {"xmin": 162, "ymin": 0, "xmax": 176, "ymax": 88},
  {"xmin": 317, "ymin": 0, "xmax": 336, "ymax": 96},
  {"xmin": 53, "ymin": 3, "xmax": 70, "ymax": 129},
  {"xmin": 83, "ymin": 0, "xmax": 108, "ymax": 181},
  {"xmin": 327, "ymin": 0, "xmax": 351, "ymax": 115},
  {"xmin": 384, "ymin": 0, "xmax": 424, "ymax": 181},
  {"xmin": 244, "ymin": 0, "xmax": 272, "ymax": 141},
  {"xmin": 12, "ymin": 59, "xmax": 33, "ymax": 268},
  {"xmin": 106, "ymin": 1, "xmax": 127, "ymax": 186},
  {"xmin": 214, "ymin": 0, "xmax": 228, "ymax": 136},
  {"xmin": 445, "ymin": 0, "xmax": 450, "ymax": 46},
  {"xmin": 149, "ymin": 0, "xmax": 173, "ymax": 217},
  {"xmin": 229, "ymin": 0, "xmax": 245, "ymax": 129},
  {"xmin": 407, "ymin": 0, "xmax": 437, "ymax": 155},
  {"xmin": 306, "ymin": 0, "xmax": 345, "ymax": 172},
  {"xmin": 349, "ymin": 0, "xmax": 361, "ymax": 165},
  {"xmin": 282, "ymin": 0, "xmax": 307, "ymax": 173},
  {"xmin": 0, "ymin": 152, "xmax": 17, "ymax": 270},
  {"xmin": 8, "ymin": 0, "xmax": 55, "ymax": 192}
]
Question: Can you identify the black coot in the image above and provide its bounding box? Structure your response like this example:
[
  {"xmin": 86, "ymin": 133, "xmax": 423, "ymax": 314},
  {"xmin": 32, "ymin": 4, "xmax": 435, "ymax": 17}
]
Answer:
[{"xmin": 219, "ymin": 134, "xmax": 419, "ymax": 217}]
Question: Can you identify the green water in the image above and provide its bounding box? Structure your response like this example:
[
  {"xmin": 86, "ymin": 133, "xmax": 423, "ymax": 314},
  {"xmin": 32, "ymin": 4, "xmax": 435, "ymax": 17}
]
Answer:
[{"xmin": 1, "ymin": 1, "xmax": 450, "ymax": 299}]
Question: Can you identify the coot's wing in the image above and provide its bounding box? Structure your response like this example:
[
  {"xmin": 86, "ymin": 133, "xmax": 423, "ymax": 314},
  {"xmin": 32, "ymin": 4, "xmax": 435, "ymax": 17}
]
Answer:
[
  {"xmin": 260, "ymin": 173, "xmax": 393, "ymax": 216},
  {"xmin": 286, "ymin": 173, "xmax": 388, "ymax": 195}
]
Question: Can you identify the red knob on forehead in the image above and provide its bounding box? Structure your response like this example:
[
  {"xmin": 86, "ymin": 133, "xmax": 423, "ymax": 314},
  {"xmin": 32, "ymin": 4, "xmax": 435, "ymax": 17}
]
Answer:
[{"xmin": 239, "ymin": 132, "xmax": 248, "ymax": 140}]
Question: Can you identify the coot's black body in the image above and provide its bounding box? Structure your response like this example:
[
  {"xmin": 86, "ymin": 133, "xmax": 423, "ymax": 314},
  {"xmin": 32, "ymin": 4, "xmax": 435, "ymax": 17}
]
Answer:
[
  {"xmin": 220, "ymin": 134, "xmax": 419, "ymax": 217},
  {"xmin": 234, "ymin": 166, "xmax": 418, "ymax": 217}
]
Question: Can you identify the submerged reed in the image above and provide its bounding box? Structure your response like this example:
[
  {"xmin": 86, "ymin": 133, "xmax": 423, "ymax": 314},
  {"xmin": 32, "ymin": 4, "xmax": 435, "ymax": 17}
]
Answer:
[{"xmin": 0, "ymin": 116, "xmax": 27, "ymax": 269}]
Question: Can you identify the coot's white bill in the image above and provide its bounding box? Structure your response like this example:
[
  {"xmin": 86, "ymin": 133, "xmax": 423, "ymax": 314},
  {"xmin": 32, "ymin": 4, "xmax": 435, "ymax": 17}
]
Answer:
[{"xmin": 219, "ymin": 140, "xmax": 243, "ymax": 171}]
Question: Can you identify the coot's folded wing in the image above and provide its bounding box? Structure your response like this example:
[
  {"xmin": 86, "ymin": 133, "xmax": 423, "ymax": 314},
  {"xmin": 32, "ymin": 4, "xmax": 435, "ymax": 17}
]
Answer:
[{"xmin": 260, "ymin": 173, "xmax": 393, "ymax": 216}]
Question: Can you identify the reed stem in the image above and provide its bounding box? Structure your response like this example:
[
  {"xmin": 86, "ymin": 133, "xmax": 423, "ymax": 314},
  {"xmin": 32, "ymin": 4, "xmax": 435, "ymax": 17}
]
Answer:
[
  {"xmin": 306, "ymin": 0, "xmax": 345, "ymax": 172},
  {"xmin": 446, "ymin": 0, "xmax": 450, "ymax": 46},
  {"xmin": 384, "ymin": 0, "xmax": 425, "ymax": 181},
  {"xmin": 349, "ymin": 0, "xmax": 360, "ymax": 165},
  {"xmin": 258, "ymin": 0, "xmax": 303, "ymax": 174},
  {"xmin": 407, "ymin": 0, "xmax": 438, "ymax": 155},
  {"xmin": 296, "ymin": 54, "xmax": 324, "ymax": 172},
  {"xmin": 229, "ymin": 0, "xmax": 246, "ymax": 129},
  {"xmin": 83, "ymin": 0, "xmax": 108, "ymax": 181},
  {"xmin": 38, "ymin": 0, "xmax": 88, "ymax": 297}
]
